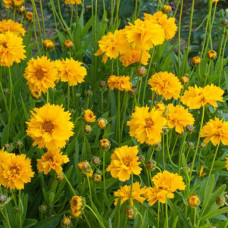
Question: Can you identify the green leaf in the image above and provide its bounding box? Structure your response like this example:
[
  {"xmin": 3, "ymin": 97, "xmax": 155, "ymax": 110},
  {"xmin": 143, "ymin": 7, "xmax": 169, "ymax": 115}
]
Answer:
[
  {"xmin": 32, "ymin": 216, "xmax": 61, "ymax": 228},
  {"xmin": 201, "ymin": 207, "xmax": 228, "ymax": 221}
]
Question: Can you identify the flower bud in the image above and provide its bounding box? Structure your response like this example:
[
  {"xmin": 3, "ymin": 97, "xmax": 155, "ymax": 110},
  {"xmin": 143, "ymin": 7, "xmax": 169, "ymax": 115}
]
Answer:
[
  {"xmin": 138, "ymin": 155, "xmax": 145, "ymax": 162},
  {"xmin": 188, "ymin": 142, "xmax": 194, "ymax": 148},
  {"xmin": 43, "ymin": 40, "xmax": 55, "ymax": 50},
  {"xmin": 137, "ymin": 66, "xmax": 146, "ymax": 77},
  {"xmin": 25, "ymin": 12, "xmax": 33, "ymax": 21},
  {"xmin": 146, "ymin": 160, "xmax": 156, "ymax": 171},
  {"xmin": 15, "ymin": 140, "xmax": 23, "ymax": 149},
  {"xmin": 216, "ymin": 196, "xmax": 225, "ymax": 207},
  {"xmin": 128, "ymin": 88, "xmax": 137, "ymax": 96},
  {"xmin": 84, "ymin": 125, "xmax": 92, "ymax": 134},
  {"xmin": 70, "ymin": 196, "xmax": 84, "ymax": 212},
  {"xmin": 99, "ymin": 139, "xmax": 111, "ymax": 150},
  {"xmin": 78, "ymin": 161, "xmax": 91, "ymax": 172},
  {"xmin": 102, "ymin": 18, "xmax": 109, "ymax": 23},
  {"xmin": 183, "ymin": 167, "xmax": 190, "ymax": 174},
  {"xmin": 92, "ymin": 156, "xmax": 101, "ymax": 166},
  {"xmin": 153, "ymin": 143, "xmax": 161, "ymax": 151},
  {"xmin": 188, "ymin": 194, "xmax": 200, "ymax": 207},
  {"xmin": 19, "ymin": 6, "xmax": 25, "ymax": 14},
  {"xmin": 99, "ymin": 80, "xmax": 106, "ymax": 88},
  {"xmin": 64, "ymin": 40, "xmax": 74, "ymax": 49},
  {"xmin": 207, "ymin": 50, "xmax": 217, "ymax": 60},
  {"xmin": 162, "ymin": 5, "xmax": 172, "ymax": 14},
  {"xmin": 85, "ymin": 90, "xmax": 93, "ymax": 97},
  {"xmin": 61, "ymin": 216, "xmax": 71, "ymax": 227},
  {"xmin": 4, "ymin": 143, "xmax": 14, "ymax": 152},
  {"xmin": 0, "ymin": 195, "xmax": 7, "ymax": 204},
  {"xmin": 39, "ymin": 204, "xmax": 47, "ymax": 213},
  {"xmin": 125, "ymin": 206, "xmax": 136, "ymax": 219},
  {"xmin": 192, "ymin": 56, "xmax": 201, "ymax": 66},
  {"xmin": 55, "ymin": 172, "xmax": 64, "ymax": 181},
  {"xmin": 162, "ymin": 127, "xmax": 169, "ymax": 134},
  {"xmin": 186, "ymin": 125, "xmax": 194, "ymax": 133},
  {"xmin": 84, "ymin": 169, "xmax": 93, "ymax": 178},
  {"xmin": 200, "ymin": 142, "xmax": 206, "ymax": 148},
  {"xmin": 97, "ymin": 118, "xmax": 107, "ymax": 129},
  {"xmin": 181, "ymin": 76, "xmax": 189, "ymax": 84},
  {"xmin": 93, "ymin": 173, "xmax": 102, "ymax": 182},
  {"xmin": 31, "ymin": 89, "xmax": 41, "ymax": 99},
  {"xmin": 221, "ymin": 19, "xmax": 228, "ymax": 26}
]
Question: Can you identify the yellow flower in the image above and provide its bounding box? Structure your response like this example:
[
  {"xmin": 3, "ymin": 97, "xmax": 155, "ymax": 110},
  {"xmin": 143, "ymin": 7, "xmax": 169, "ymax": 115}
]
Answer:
[
  {"xmin": 97, "ymin": 118, "xmax": 107, "ymax": 129},
  {"xmin": 207, "ymin": 50, "xmax": 217, "ymax": 59},
  {"xmin": 83, "ymin": 109, "xmax": 96, "ymax": 123},
  {"xmin": 199, "ymin": 165, "xmax": 206, "ymax": 177},
  {"xmin": 0, "ymin": 149, "xmax": 34, "ymax": 190},
  {"xmin": 3, "ymin": 0, "xmax": 24, "ymax": 8},
  {"xmin": 64, "ymin": 40, "xmax": 74, "ymax": 49},
  {"xmin": 37, "ymin": 149, "xmax": 69, "ymax": 175},
  {"xmin": 95, "ymin": 29, "xmax": 129, "ymax": 63},
  {"xmin": 192, "ymin": 56, "xmax": 201, "ymax": 66},
  {"xmin": 148, "ymin": 72, "xmax": 182, "ymax": 100},
  {"xmin": 71, "ymin": 210, "xmax": 82, "ymax": 218},
  {"xmin": 144, "ymin": 11, "xmax": 177, "ymax": 40},
  {"xmin": 0, "ymin": 31, "xmax": 26, "ymax": 67},
  {"xmin": 200, "ymin": 117, "xmax": 228, "ymax": 146},
  {"xmin": 99, "ymin": 139, "xmax": 111, "ymax": 150},
  {"xmin": 70, "ymin": 196, "xmax": 84, "ymax": 212},
  {"xmin": 181, "ymin": 84, "xmax": 224, "ymax": 109},
  {"xmin": 152, "ymin": 170, "xmax": 186, "ymax": 192},
  {"xmin": 119, "ymin": 48, "xmax": 150, "ymax": 67},
  {"xmin": 144, "ymin": 187, "xmax": 174, "ymax": 205},
  {"xmin": 155, "ymin": 102, "xmax": 167, "ymax": 114},
  {"xmin": 106, "ymin": 145, "xmax": 142, "ymax": 181},
  {"xmin": 125, "ymin": 18, "xmax": 165, "ymax": 50},
  {"xmin": 55, "ymin": 58, "xmax": 87, "ymax": 86},
  {"xmin": 0, "ymin": 19, "xmax": 25, "ymax": 36},
  {"xmin": 31, "ymin": 89, "xmax": 42, "ymax": 99},
  {"xmin": 26, "ymin": 104, "xmax": 74, "ymax": 150},
  {"xmin": 107, "ymin": 75, "xmax": 132, "ymax": 91},
  {"xmin": 43, "ymin": 40, "xmax": 55, "ymax": 50},
  {"xmin": 167, "ymin": 104, "xmax": 195, "ymax": 134},
  {"xmin": 24, "ymin": 56, "xmax": 58, "ymax": 93},
  {"xmin": 114, "ymin": 182, "xmax": 146, "ymax": 205},
  {"xmin": 162, "ymin": 5, "xmax": 172, "ymax": 14},
  {"xmin": 188, "ymin": 194, "xmax": 200, "ymax": 207},
  {"xmin": 127, "ymin": 106, "xmax": 166, "ymax": 145},
  {"xmin": 226, "ymin": 156, "xmax": 228, "ymax": 170},
  {"xmin": 181, "ymin": 76, "xmax": 189, "ymax": 84},
  {"xmin": 212, "ymin": 0, "xmax": 219, "ymax": 3},
  {"xmin": 25, "ymin": 12, "xmax": 34, "ymax": 21},
  {"xmin": 93, "ymin": 174, "xmax": 102, "ymax": 182},
  {"xmin": 65, "ymin": 0, "xmax": 82, "ymax": 4},
  {"xmin": 62, "ymin": 217, "xmax": 71, "ymax": 226}
]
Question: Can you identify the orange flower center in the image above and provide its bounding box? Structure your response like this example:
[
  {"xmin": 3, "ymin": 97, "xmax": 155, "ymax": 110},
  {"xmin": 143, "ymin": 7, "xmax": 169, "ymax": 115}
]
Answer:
[
  {"xmin": 35, "ymin": 69, "xmax": 45, "ymax": 80},
  {"xmin": 145, "ymin": 118, "xmax": 154, "ymax": 128},
  {"xmin": 42, "ymin": 121, "xmax": 54, "ymax": 133},
  {"xmin": 1, "ymin": 42, "xmax": 7, "ymax": 48},
  {"xmin": 9, "ymin": 166, "xmax": 19, "ymax": 177},
  {"xmin": 123, "ymin": 156, "xmax": 132, "ymax": 166}
]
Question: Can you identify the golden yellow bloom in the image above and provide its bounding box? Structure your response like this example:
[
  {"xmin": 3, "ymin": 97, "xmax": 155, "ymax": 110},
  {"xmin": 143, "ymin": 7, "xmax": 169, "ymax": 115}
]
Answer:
[
  {"xmin": 31, "ymin": 89, "xmax": 41, "ymax": 99},
  {"xmin": 162, "ymin": 5, "xmax": 172, "ymax": 14},
  {"xmin": 207, "ymin": 50, "xmax": 217, "ymax": 59},
  {"xmin": 65, "ymin": 0, "xmax": 82, "ymax": 4},
  {"xmin": 43, "ymin": 40, "xmax": 55, "ymax": 50},
  {"xmin": 97, "ymin": 118, "xmax": 107, "ymax": 129},
  {"xmin": 125, "ymin": 18, "xmax": 165, "ymax": 50},
  {"xmin": 127, "ymin": 106, "xmax": 166, "ymax": 145},
  {"xmin": 24, "ymin": 56, "xmax": 58, "ymax": 93},
  {"xmin": 55, "ymin": 58, "xmax": 87, "ymax": 86},
  {"xmin": 226, "ymin": 156, "xmax": 228, "ymax": 170},
  {"xmin": 144, "ymin": 11, "xmax": 177, "ymax": 40},
  {"xmin": 19, "ymin": 6, "xmax": 25, "ymax": 13},
  {"xmin": 199, "ymin": 165, "xmax": 206, "ymax": 177},
  {"xmin": 192, "ymin": 56, "xmax": 201, "ymax": 66},
  {"xmin": 152, "ymin": 171, "xmax": 186, "ymax": 192},
  {"xmin": 62, "ymin": 217, "xmax": 71, "ymax": 226},
  {"xmin": 155, "ymin": 102, "xmax": 167, "ymax": 114},
  {"xmin": 0, "ymin": 150, "xmax": 34, "ymax": 190},
  {"xmin": 107, "ymin": 75, "xmax": 132, "ymax": 91},
  {"xmin": 181, "ymin": 84, "xmax": 224, "ymax": 109},
  {"xmin": 99, "ymin": 139, "xmax": 111, "ymax": 150},
  {"xmin": 181, "ymin": 76, "xmax": 189, "ymax": 84},
  {"xmin": 119, "ymin": 48, "xmax": 150, "ymax": 67},
  {"xmin": 106, "ymin": 146, "xmax": 142, "ymax": 181},
  {"xmin": 114, "ymin": 182, "xmax": 146, "ymax": 205},
  {"xmin": 26, "ymin": 104, "xmax": 74, "ymax": 150},
  {"xmin": 125, "ymin": 206, "xmax": 136, "ymax": 219},
  {"xmin": 148, "ymin": 72, "xmax": 182, "ymax": 100},
  {"xmin": 25, "ymin": 12, "xmax": 34, "ymax": 21},
  {"xmin": 95, "ymin": 29, "xmax": 129, "ymax": 63},
  {"xmin": 0, "ymin": 32, "xmax": 26, "ymax": 67},
  {"xmin": 0, "ymin": 19, "xmax": 25, "ymax": 36},
  {"xmin": 144, "ymin": 187, "xmax": 174, "ymax": 205},
  {"xmin": 83, "ymin": 109, "xmax": 96, "ymax": 123},
  {"xmin": 93, "ymin": 174, "xmax": 102, "ymax": 182},
  {"xmin": 70, "ymin": 196, "xmax": 84, "ymax": 212},
  {"xmin": 71, "ymin": 209, "xmax": 82, "ymax": 218},
  {"xmin": 200, "ymin": 117, "xmax": 228, "ymax": 146},
  {"xmin": 3, "ymin": 0, "xmax": 24, "ymax": 8},
  {"xmin": 64, "ymin": 39, "xmax": 74, "ymax": 49},
  {"xmin": 167, "ymin": 104, "xmax": 195, "ymax": 134},
  {"xmin": 188, "ymin": 194, "xmax": 200, "ymax": 207},
  {"xmin": 37, "ymin": 149, "xmax": 69, "ymax": 175}
]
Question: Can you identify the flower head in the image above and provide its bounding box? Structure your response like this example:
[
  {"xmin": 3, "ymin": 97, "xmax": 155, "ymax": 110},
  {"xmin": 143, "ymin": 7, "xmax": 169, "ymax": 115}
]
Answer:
[
  {"xmin": 83, "ymin": 110, "xmax": 96, "ymax": 123},
  {"xmin": 127, "ymin": 106, "xmax": 166, "ymax": 145},
  {"xmin": 0, "ymin": 31, "xmax": 26, "ymax": 67},
  {"xmin": 65, "ymin": 0, "xmax": 81, "ymax": 4},
  {"xmin": 106, "ymin": 146, "xmax": 142, "ymax": 181},
  {"xmin": 26, "ymin": 104, "xmax": 74, "ymax": 150},
  {"xmin": 192, "ymin": 56, "xmax": 201, "ymax": 66},
  {"xmin": 114, "ymin": 182, "xmax": 146, "ymax": 205},
  {"xmin": 148, "ymin": 72, "xmax": 182, "ymax": 100},
  {"xmin": 24, "ymin": 56, "xmax": 58, "ymax": 93},
  {"xmin": 167, "ymin": 104, "xmax": 195, "ymax": 134},
  {"xmin": 37, "ymin": 149, "xmax": 69, "ymax": 174},
  {"xmin": 188, "ymin": 194, "xmax": 200, "ymax": 207},
  {"xmin": 200, "ymin": 117, "xmax": 228, "ymax": 146},
  {"xmin": 64, "ymin": 40, "xmax": 74, "ymax": 49},
  {"xmin": 70, "ymin": 196, "xmax": 84, "ymax": 212},
  {"xmin": 25, "ymin": 12, "xmax": 34, "ymax": 21},
  {"xmin": 107, "ymin": 75, "xmax": 132, "ymax": 91},
  {"xmin": 55, "ymin": 58, "xmax": 87, "ymax": 86},
  {"xmin": 0, "ymin": 19, "xmax": 25, "ymax": 36},
  {"xmin": 3, "ymin": 0, "xmax": 24, "ymax": 8},
  {"xmin": 43, "ymin": 40, "xmax": 55, "ymax": 50}
]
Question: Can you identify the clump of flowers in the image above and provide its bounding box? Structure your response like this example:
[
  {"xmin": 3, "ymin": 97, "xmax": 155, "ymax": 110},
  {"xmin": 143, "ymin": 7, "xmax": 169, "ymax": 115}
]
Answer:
[
  {"xmin": 127, "ymin": 106, "xmax": 166, "ymax": 145},
  {"xmin": 148, "ymin": 72, "xmax": 182, "ymax": 100},
  {"xmin": 26, "ymin": 104, "xmax": 74, "ymax": 150},
  {"xmin": 107, "ymin": 75, "xmax": 132, "ymax": 91},
  {"xmin": 106, "ymin": 145, "xmax": 142, "ymax": 181},
  {"xmin": 3, "ymin": 0, "xmax": 24, "ymax": 8},
  {"xmin": 0, "ymin": 19, "xmax": 25, "ymax": 36}
]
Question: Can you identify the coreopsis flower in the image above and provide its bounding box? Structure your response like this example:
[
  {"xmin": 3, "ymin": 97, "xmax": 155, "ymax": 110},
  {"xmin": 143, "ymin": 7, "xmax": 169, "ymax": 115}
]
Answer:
[
  {"xmin": 144, "ymin": 11, "xmax": 177, "ymax": 40},
  {"xmin": 19, "ymin": 6, "xmax": 25, "ymax": 14},
  {"xmin": 83, "ymin": 109, "xmax": 96, "ymax": 123},
  {"xmin": 0, "ymin": 32, "xmax": 26, "ymax": 67},
  {"xmin": 37, "ymin": 149, "xmax": 69, "ymax": 174},
  {"xmin": 97, "ymin": 118, "xmax": 107, "ymax": 129},
  {"xmin": 55, "ymin": 58, "xmax": 87, "ymax": 86},
  {"xmin": 64, "ymin": 40, "xmax": 74, "ymax": 49},
  {"xmin": 162, "ymin": 5, "xmax": 172, "ymax": 14},
  {"xmin": 99, "ymin": 139, "xmax": 111, "ymax": 150},
  {"xmin": 125, "ymin": 206, "xmax": 136, "ymax": 219},
  {"xmin": 192, "ymin": 56, "xmax": 201, "ymax": 66},
  {"xmin": 155, "ymin": 102, "xmax": 167, "ymax": 114},
  {"xmin": 106, "ymin": 145, "xmax": 142, "ymax": 181},
  {"xmin": 95, "ymin": 29, "xmax": 129, "ymax": 63},
  {"xmin": 70, "ymin": 196, "xmax": 84, "ymax": 212},
  {"xmin": 26, "ymin": 104, "xmax": 74, "ymax": 150},
  {"xmin": 127, "ymin": 106, "xmax": 166, "ymax": 145},
  {"xmin": 207, "ymin": 50, "xmax": 217, "ymax": 59},
  {"xmin": 31, "ymin": 89, "xmax": 41, "ymax": 99},
  {"xmin": 200, "ymin": 117, "xmax": 228, "ymax": 146},
  {"xmin": 119, "ymin": 48, "xmax": 150, "ymax": 67},
  {"xmin": 0, "ymin": 19, "xmax": 25, "ymax": 36},
  {"xmin": 167, "ymin": 104, "xmax": 195, "ymax": 134},
  {"xmin": 71, "ymin": 210, "xmax": 82, "ymax": 218},
  {"xmin": 25, "ymin": 12, "xmax": 34, "ymax": 21},
  {"xmin": 188, "ymin": 194, "xmax": 200, "ymax": 207},
  {"xmin": 114, "ymin": 182, "xmax": 146, "ymax": 205},
  {"xmin": 181, "ymin": 84, "xmax": 224, "ymax": 109},
  {"xmin": 107, "ymin": 75, "xmax": 132, "ymax": 91},
  {"xmin": 24, "ymin": 56, "xmax": 58, "ymax": 93},
  {"xmin": 93, "ymin": 174, "xmax": 102, "ymax": 182},
  {"xmin": 3, "ymin": 0, "xmax": 24, "ymax": 8},
  {"xmin": 62, "ymin": 217, "xmax": 71, "ymax": 227},
  {"xmin": 65, "ymin": 0, "xmax": 82, "ymax": 4},
  {"xmin": 148, "ymin": 72, "xmax": 182, "ymax": 100},
  {"xmin": 125, "ymin": 19, "xmax": 165, "ymax": 50},
  {"xmin": 0, "ymin": 149, "xmax": 34, "ymax": 190},
  {"xmin": 226, "ymin": 156, "xmax": 228, "ymax": 170},
  {"xmin": 43, "ymin": 40, "xmax": 55, "ymax": 50},
  {"xmin": 181, "ymin": 76, "xmax": 189, "ymax": 84}
]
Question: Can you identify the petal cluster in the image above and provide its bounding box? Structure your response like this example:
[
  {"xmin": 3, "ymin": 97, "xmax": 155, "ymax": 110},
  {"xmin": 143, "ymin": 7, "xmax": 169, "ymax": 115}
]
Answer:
[{"xmin": 107, "ymin": 75, "xmax": 132, "ymax": 91}]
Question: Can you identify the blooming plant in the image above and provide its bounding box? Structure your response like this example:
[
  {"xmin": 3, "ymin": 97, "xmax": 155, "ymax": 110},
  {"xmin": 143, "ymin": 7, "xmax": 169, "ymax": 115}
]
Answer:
[{"xmin": 0, "ymin": 0, "xmax": 227, "ymax": 228}]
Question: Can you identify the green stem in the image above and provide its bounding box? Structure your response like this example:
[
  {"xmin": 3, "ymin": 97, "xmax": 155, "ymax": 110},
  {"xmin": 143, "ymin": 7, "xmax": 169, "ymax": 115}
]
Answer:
[
  {"xmin": 62, "ymin": 173, "xmax": 76, "ymax": 195},
  {"xmin": 178, "ymin": 134, "xmax": 187, "ymax": 174},
  {"xmin": 68, "ymin": 84, "xmax": 70, "ymax": 110},
  {"xmin": 116, "ymin": 90, "xmax": 121, "ymax": 144},
  {"xmin": 102, "ymin": 149, "xmax": 106, "ymax": 197},
  {"xmin": 86, "ymin": 175, "xmax": 93, "ymax": 204},
  {"xmin": 219, "ymin": 37, "xmax": 227, "ymax": 87},
  {"xmin": 7, "ymin": 67, "xmax": 13, "ymax": 143},
  {"xmin": 39, "ymin": 0, "xmax": 46, "ymax": 40},
  {"xmin": 157, "ymin": 202, "xmax": 160, "ymax": 228},
  {"xmin": 19, "ymin": 190, "xmax": 22, "ymax": 228},
  {"xmin": 85, "ymin": 205, "xmax": 105, "ymax": 228},
  {"xmin": 165, "ymin": 198, "xmax": 168, "ymax": 228},
  {"xmin": 178, "ymin": 0, "xmax": 183, "ymax": 76},
  {"xmin": 166, "ymin": 133, "xmax": 178, "ymax": 168},
  {"xmin": 129, "ymin": 174, "xmax": 134, "ymax": 205},
  {"xmin": 204, "ymin": 60, "xmax": 211, "ymax": 86}
]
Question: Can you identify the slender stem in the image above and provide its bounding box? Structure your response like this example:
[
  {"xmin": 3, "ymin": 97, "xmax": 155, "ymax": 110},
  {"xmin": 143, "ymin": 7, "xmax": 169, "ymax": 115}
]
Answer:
[
  {"xmin": 166, "ymin": 133, "xmax": 178, "ymax": 168},
  {"xmin": 102, "ymin": 149, "xmax": 106, "ymax": 197},
  {"xmin": 219, "ymin": 37, "xmax": 227, "ymax": 87},
  {"xmin": 208, "ymin": 3, "xmax": 217, "ymax": 49},
  {"xmin": 70, "ymin": 5, "xmax": 74, "ymax": 31},
  {"xmin": 129, "ymin": 174, "xmax": 134, "ymax": 205},
  {"xmin": 137, "ymin": 211, "xmax": 144, "ymax": 226},
  {"xmin": 86, "ymin": 175, "xmax": 93, "ymax": 204},
  {"xmin": 194, "ymin": 207, "xmax": 197, "ymax": 227},
  {"xmin": 178, "ymin": 134, "xmax": 187, "ymax": 174},
  {"xmin": 116, "ymin": 90, "xmax": 121, "ymax": 144},
  {"xmin": 178, "ymin": 0, "xmax": 184, "ymax": 76},
  {"xmin": 62, "ymin": 173, "xmax": 76, "ymax": 195},
  {"xmin": 7, "ymin": 67, "xmax": 13, "ymax": 142},
  {"xmin": 19, "ymin": 190, "xmax": 22, "ymax": 228},
  {"xmin": 39, "ymin": 0, "xmax": 46, "ymax": 40},
  {"xmin": 204, "ymin": 60, "xmax": 211, "ymax": 86},
  {"xmin": 157, "ymin": 202, "xmax": 160, "ymax": 227},
  {"xmin": 68, "ymin": 84, "xmax": 70, "ymax": 110},
  {"xmin": 85, "ymin": 205, "xmax": 105, "ymax": 228},
  {"xmin": 165, "ymin": 198, "xmax": 168, "ymax": 228},
  {"xmin": 162, "ymin": 134, "xmax": 165, "ymax": 170},
  {"xmin": 101, "ymin": 88, "xmax": 104, "ymax": 112}
]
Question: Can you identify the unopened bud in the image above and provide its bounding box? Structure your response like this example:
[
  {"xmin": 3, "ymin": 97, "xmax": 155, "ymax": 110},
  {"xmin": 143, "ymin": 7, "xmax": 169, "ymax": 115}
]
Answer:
[
  {"xmin": 186, "ymin": 125, "xmax": 194, "ymax": 133},
  {"xmin": 0, "ymin": 195, "xmax": 7, "ymax": 203},
  {"xmin": 99, "ymin": 80, "xmax": 106, "ymax": 88},
  {"xmin": 39, "ymin": 204, "xmax": 47, "ymax": 213},
  {"xmin": 84, "ymin": 125, "xmax": 92, "ymax": 134},
  {"xmin": 92, "ymin": 156, "xmax": 101, "ymax": 166},
  {"xmin": 55, "ymin": 173, "xmax": 64, "ymax": 181},
  {"xmin": 125, "ymin": 206, "xmax": 136, "ymax": 219},
  {"xmin": 137, "ymin": 66, "xmax": 146, "ymax": 77},
  {"xmin": 146, "ymin": 160, "xmax": 156, "ymax": 171},
  {"xmin": 221, "ymin": 19, "xmax": 228, "ymax": 26},
  {"xmin": 99, "ymin": 139, "xmax": 111, "ymax": 150},
  {"xmin": 216, "ymin": 196, "xmax": 225, "ymax": 207}
]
